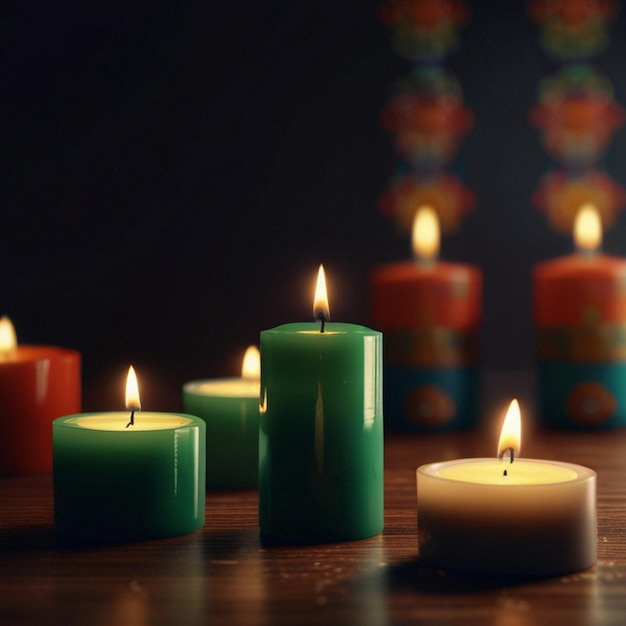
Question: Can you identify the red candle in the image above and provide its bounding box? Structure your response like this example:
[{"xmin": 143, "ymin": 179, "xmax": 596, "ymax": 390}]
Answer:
[
  {"xmin": 0, "ymin": 316, "xmax": 81, "ymax": 475},
  {"xmin": 370, "ymin": 207, "xmax": 482, "ymax": 430},
  {"xmin": 533, "ymin": 204, "xmax": 626, "ymax": 428}
]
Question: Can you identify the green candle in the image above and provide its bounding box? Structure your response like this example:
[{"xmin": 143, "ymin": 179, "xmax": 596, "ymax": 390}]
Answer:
[
  {"xmin": 183, "ymin": 346, "xmax": 260, "ymax": 488},
  {"xmin": 259, "ymin": 266, "xmax": 384, "ymax": 544},
  {"xmin": 53, "ymin": 367, "xmax": 205, "ymax": 543}
]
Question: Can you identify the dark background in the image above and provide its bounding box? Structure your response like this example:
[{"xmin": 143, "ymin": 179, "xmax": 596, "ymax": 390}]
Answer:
[{"xmin": 3, "ymin": 1, "xmax": 626, "ymax": 411}]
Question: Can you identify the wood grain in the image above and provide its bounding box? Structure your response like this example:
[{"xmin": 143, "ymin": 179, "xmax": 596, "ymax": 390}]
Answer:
[{"xmin": 2, "ymin": 428, "xmax": 626, "ymax": 625}]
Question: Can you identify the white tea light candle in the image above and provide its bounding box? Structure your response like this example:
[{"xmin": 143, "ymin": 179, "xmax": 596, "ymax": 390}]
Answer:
[{"xmin": 416, "ymin": 400, "xmax": 597, "ymax": 575}]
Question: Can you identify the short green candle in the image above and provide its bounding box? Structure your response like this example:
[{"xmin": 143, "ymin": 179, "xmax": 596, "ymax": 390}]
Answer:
[
  {"xmin": 53, "ymin": 412, "xmax": 206, "ymax": 543},
  {"xmin": 259, "ymin": 321, "xmax": 384, "ymax": 544},
  {"xmin": 182, "ymin": 378, "xmax": 259, "ymax": 488}
]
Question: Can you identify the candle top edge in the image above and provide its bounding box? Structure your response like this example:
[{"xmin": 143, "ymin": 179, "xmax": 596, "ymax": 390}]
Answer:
[
  {"xmin": 534, "ymin": 252, "xmax": 626, "ymax": 274},
  {"xmin": 0, "ymin": 345, "xmax": 80, "ymax": 363},
  {"xmin": 54, "ymin": 412, "xmax": 202, "ymax": 432},
  {"xmin": 417, "ymin": 458, "xmax": 595, "ymax": 485},
  {"xmin": 183, "ymin": 378, "xmax": 260, "ymax": 398},
  {"xmin": 371, "ymin": 260, "xmax": 482, "ymax": 278},
  {"xmin": 262, "ymin": 322, "xmax": 380, "ymax": 335}
]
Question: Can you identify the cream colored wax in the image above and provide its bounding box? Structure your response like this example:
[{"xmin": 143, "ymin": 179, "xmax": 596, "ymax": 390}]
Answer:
[
  {"xmin": 416, "ymin": 458, "xmax": 596, "ymax": 575},
  {"xmin": 187, "ymin": 379, "xmax": 259, "ymax": 397},
  {"xmin": 74, "ymin": 413, "xmax": 193, "ymax": 431}
]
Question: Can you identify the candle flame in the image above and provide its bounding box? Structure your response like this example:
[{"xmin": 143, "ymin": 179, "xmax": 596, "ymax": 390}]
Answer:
[
  {"xmin": 497, "ymin": 399, "xmax": 521, "ymax": 461},
  {"xmin": 412, "ymin": 205, "xmax": 440, "ymax": 263},
  {"xmin": 313, "ymin": 264, "xmax": 330, "ymax": 324},
  {"xmin": 0, "ymin": 316, "xmax": 17, "ymax": 358},
  {"xmin": 125, "ymin": 365, "xmax": 141, "ymax": 411},
  {"xmin": 574, "ymin": 203, "xmax": 602, "ymax": 254},
  {"xmin": 241, "ymin": 345, "xmax": 260, "ymax": 379}
]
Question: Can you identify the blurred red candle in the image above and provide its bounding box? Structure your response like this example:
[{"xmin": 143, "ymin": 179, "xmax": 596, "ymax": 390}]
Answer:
[
  {"xmin": 0, "ymin": 316, "xmax": 81, "ymax": 475},
  {"xmin": 534, "ymin": 204, "xmax": 626, "ymax": 331},
  {"xmin": 370, "ymin": 207, "xmax": 482, "ymax": 430},
  {"xmin": 534, "ymin": 204, "xmax": 626, "ymax": 428}
]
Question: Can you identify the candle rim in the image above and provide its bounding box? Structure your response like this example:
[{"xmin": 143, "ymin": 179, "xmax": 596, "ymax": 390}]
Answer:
[
  {"xmin": 264, "ymin": 322, "xmax": 380, "ymax": 336},
  {"xmin": 534, "ymin": 251, "xmax": 626, "ymax": 273},
  {"xmin": 183, "ymin": 378, "xmax": 260, "ymax": 398},
  {"xmin": 417, "ymin": 458, "xmax": 596, "ymax": 486},
  {"xmin": 54, "ymin": 412, "xmax": 201, "ymax": 432},
  {"xmin": 372, "ymin": 259, "xmax": 481, "ymax": 279},
  {"xmin": 0, "ymin": 345, "xmax": 80, "ymax": 363}
]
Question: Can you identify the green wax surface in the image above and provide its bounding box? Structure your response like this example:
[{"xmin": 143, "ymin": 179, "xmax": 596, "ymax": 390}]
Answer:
[
  {"xmin": 183, "ymin": 379, "xmax": 259, "ymax": 488},
  {"xmin": 259, "ymin": 322, "xmax": 384, "ymax": 544},
  {"xmin": 53, "ymin": 412, "xmax": 206, "ymax": 543}
]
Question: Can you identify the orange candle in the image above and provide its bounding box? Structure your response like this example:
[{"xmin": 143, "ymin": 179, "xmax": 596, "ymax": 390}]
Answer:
[
  {"xmin": 370, "ymin": 207, "xmax": 482, "ymax": 430},
  {"xmin": 533, "ymin": 204, "xmax": 626, "ymax": 428},
  {"xmin": 0, "ymin": 316, "xmax": 81, "ymax": 475}
]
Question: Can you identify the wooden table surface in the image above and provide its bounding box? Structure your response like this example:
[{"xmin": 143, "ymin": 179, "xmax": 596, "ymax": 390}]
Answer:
[{"xmin": 2, "ymin": 427, "xmax": 626, "ymax": 626}]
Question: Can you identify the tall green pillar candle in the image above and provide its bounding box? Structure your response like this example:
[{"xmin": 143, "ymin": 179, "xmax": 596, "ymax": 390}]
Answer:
[
  {"xmin": 259, "ymin": 266, "xmax": 384, "ymax": 544},
  {"xmin": 53, "ymin": 412, "xmax": 206, "ymax": 543}
]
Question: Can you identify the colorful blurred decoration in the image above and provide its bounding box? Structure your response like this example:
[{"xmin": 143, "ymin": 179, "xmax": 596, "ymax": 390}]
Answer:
[
  {"xmin": 404, "ymin": 384, "xmax": 457, "ymax": 428},
  {"xmin": 528, "ymin": 0, "xmax": 619, "ymax": 60},
  {"xmin": 531, "ymin": 1, "xmax": 626, "ymax": 431},
  {"xmin": 529, "ymin": 1, "xmax": 625, "ymax": 234},
  {"xmin": 381, "ymin": 70, "xmax": 474, "ymax": 170},
  {"xmin": 379, "ymin": 172, "xmax": 475, "ymax": 233},
  {"xmin": 379, "ymin": 0, "xmax": 474, "ymax": 236},
  {"xmin": 533, "ymin": 169, "xmax": 626, "ymax": 233},
  {"xmin": 375, "ymin": 2, "xmax": 480, "ymax": 432},
  {"xmin": 565, "ymin": 381, "xmax": 617, "ymax": 427},
  {"xmin": 380, "ymin": 0, "xmax": 470, "ymax": 62},
  {"xmin": 531, "ymin": 65, "xmax": 625, "ymax": 169}
]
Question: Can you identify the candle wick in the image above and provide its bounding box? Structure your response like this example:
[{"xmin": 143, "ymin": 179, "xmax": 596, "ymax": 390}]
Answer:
[
  {"xmin": 503, "ymin": 468, "xmax": 508, "ymax": 477},
  {"xmin": 126, "ymin": 410, "xmax": 135, "ymax": 429},
  {"xmin": 501, "ymin": 447, "xmax": 515, "ymax": 464},
  {"xmin": 316, "ymin": 311, "xmax": 329, "ymax": 333}
]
